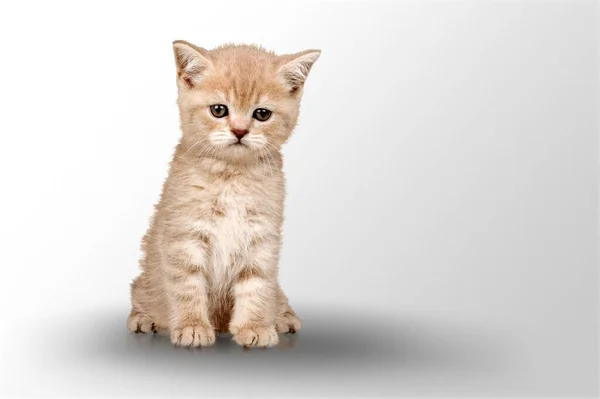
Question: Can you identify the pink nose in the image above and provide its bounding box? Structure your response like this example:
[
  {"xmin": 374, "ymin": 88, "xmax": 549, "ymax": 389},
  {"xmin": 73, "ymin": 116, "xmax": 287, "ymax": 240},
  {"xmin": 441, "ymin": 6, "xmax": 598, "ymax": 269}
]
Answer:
[{"xmin": 231, "ymin": 128, "xmax": 249, "ymax": 140}]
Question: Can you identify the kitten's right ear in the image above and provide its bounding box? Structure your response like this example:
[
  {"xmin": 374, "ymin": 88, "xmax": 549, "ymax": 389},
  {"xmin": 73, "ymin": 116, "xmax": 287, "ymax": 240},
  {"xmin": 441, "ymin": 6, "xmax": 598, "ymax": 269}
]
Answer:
[
  {"xmin": 277, "ymin": 49, "xmax": 321, "ymax": 94},
  {"xmin": 172, "ymin": 40, "xmax": 211, "ymax": 88}
]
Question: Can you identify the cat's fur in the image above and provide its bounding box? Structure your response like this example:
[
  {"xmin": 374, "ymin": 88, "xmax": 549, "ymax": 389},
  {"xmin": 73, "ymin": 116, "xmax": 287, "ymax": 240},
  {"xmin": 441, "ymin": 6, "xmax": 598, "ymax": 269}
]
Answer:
[{"xmin": 127, "ymin": 41, "xmax": 320, "ymax": 348}]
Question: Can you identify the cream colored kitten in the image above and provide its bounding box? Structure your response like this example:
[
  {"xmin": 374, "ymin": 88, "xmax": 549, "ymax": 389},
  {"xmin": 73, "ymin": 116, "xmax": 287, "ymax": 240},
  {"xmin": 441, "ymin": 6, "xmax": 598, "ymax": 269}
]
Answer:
[{"xmin": 127, "ymin": 41, "xmax": 320, "ymax": 348}]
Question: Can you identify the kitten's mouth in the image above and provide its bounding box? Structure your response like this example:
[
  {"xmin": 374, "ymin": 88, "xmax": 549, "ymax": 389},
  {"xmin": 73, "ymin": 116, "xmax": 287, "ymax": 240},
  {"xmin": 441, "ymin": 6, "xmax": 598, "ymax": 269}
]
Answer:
[{"xmin": 231, "ymin": 142, "xmax": 246, "ymax": 147}]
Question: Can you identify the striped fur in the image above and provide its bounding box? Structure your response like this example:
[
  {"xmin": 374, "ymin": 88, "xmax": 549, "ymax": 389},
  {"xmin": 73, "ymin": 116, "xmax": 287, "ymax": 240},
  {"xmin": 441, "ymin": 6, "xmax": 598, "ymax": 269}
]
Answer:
[{"xmin": 127, "ymin": 41, "xmax": 319, "ymax": 348}]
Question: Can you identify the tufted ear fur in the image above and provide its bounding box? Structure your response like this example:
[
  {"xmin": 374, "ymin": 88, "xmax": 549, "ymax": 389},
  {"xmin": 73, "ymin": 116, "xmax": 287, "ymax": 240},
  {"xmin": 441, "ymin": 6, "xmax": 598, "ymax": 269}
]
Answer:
[
  {"xmin": 277, "ymin": 49, "xmax": 321, "ymax": 94},
  {"xmin": 173, "ymin": 40, "xmax": 212, "ymax": 88}
]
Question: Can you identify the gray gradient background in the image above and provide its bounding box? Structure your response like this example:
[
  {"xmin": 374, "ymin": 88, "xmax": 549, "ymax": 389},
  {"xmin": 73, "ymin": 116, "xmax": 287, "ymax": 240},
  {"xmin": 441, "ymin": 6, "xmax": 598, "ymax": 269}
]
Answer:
[{"xmin": 0, "ymin": 0, "xmax": 598, "ymax": 397}]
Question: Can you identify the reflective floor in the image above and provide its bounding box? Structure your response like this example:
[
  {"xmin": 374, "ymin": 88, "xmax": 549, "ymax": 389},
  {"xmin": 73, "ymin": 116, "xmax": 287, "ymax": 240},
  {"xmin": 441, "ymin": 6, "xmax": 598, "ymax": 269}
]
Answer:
[{"xmin": 1, "ymin": 304, "xmax": 541, "ymax": 398}]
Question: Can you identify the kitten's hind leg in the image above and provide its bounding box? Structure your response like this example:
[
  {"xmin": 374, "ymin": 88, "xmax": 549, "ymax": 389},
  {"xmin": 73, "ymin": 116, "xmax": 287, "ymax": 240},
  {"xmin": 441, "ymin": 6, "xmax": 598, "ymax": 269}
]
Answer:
[
  {"xmin": 275, "ymin": 306, "xmax": 302, "ymax": 334},
  {"xmin": 127, "ymin": 310, "xmax": 158, "ymax": 334},
  {"xmin": 275, "ymin": 286, "xmax": 302, "ymax": 334},
  {"xmin": 127, "ymin": 274, "xmax": 163, "ymax": 334}
]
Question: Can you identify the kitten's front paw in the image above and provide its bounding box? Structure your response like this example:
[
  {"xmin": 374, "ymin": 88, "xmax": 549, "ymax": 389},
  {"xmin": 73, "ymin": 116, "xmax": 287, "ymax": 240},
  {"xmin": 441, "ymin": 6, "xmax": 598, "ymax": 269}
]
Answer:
[
  {"xmin": 232, "ymin": 325, "xmax": 279, "ymax": 348},
  {"xmin": 275, "ymin": 313, "xmax": 302, "ymax": 334},
  {"xmin": 170, "ymin": 325, "xmax": 215, "ymax": 348}
]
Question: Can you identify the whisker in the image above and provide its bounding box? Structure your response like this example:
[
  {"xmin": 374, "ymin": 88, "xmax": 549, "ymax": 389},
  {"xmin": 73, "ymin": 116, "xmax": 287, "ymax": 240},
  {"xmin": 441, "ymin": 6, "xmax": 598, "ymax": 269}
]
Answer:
[
  {"xmin": 178, "ymin": 138, "xmax": 210, "ymax": 159},
  {"xmin": 259, "ymin": 147, "xmax": 275, "ymax": 178},
  {"xmin": 193, "ymin": 143, "xmax": 215, "ymax": 167}
]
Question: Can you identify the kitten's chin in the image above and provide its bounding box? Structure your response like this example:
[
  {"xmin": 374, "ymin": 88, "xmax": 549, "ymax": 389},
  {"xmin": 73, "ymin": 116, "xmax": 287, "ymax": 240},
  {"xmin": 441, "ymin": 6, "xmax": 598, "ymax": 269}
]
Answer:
[{"xmin": 215, "ymin": 143, "xmax": 261, "ymax": 164}]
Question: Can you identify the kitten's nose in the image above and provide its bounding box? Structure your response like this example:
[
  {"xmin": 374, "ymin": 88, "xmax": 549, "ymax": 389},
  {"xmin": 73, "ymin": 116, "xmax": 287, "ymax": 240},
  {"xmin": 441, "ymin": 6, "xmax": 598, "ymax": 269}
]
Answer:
[{"xmin": 231, "ymin": 128, "xmax": 249, "ymax": 140}]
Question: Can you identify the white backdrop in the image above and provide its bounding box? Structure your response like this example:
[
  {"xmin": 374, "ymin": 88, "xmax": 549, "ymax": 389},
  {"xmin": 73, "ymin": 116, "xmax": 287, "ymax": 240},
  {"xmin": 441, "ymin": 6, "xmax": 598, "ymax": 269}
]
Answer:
[{"xmin": 0, "ymin": 1, "xmax": 597, "ymax": 397}]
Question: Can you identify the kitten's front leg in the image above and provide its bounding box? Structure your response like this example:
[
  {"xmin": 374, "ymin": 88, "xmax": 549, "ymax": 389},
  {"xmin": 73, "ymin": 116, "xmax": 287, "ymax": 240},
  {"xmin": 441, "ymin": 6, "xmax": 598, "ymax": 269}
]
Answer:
[
  {"xmin": 164, "ymin": 238, "xmax": 215, "ymax": 348},
  {"xmin": 229, "ymin": 239, "xmax": 280, "ymax": 348}
]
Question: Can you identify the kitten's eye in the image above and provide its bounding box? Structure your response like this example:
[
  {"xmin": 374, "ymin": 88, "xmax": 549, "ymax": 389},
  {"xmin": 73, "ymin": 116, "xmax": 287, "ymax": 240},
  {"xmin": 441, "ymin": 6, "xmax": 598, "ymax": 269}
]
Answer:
[
  {"xmin": 210, "ymin": 104, "xmax": 229, "ymax": 118},
  {"xmin": 253, "ymin": 108, "xmax": 272, "ymax": 122}
]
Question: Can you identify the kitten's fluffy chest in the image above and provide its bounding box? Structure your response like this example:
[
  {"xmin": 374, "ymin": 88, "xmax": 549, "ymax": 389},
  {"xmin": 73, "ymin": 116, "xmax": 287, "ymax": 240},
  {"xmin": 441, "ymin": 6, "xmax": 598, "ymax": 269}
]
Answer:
[{"xmin": 187, "ymin": 169, "xmax": 282, "ymax": 271}]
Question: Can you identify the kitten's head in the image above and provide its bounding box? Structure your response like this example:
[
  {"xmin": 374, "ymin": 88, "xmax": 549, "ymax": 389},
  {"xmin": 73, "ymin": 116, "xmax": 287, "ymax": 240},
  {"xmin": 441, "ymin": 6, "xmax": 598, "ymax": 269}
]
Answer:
[{"xmin": 172, "ymin": 41, "xmax": 320, "ymax": 163}]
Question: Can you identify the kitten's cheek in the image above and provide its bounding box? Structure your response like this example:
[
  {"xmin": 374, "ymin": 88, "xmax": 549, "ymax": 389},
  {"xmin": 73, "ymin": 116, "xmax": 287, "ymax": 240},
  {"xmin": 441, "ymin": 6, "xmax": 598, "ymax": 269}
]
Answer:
[{"xmin": 274, "ymin": 134, "xmax": 288, "ymax": 146}]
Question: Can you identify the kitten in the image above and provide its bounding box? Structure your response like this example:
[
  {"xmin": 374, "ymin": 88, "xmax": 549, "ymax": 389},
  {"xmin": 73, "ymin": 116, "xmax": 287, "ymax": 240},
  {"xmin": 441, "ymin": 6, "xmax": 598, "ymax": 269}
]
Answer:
[{"xmin": 127, "ymin": 41, "xmax": 320, "ymax": 348}]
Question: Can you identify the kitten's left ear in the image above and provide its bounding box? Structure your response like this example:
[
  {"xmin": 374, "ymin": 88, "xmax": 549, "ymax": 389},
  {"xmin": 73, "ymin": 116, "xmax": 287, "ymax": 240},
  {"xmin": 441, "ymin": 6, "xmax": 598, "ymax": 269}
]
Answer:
[
  {"xmin": 277, "ymin": 49, "xmax": 321, "ymax": 93},
  {"xmin": 173, "ymin": 40, "xmax": 212, "ymax": 88}
]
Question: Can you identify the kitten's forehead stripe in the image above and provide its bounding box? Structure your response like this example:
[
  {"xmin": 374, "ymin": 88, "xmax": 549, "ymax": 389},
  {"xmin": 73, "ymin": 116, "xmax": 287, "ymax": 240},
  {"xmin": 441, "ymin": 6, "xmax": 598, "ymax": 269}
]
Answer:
[{"xmin": 201, "ymin": 44, "xmax": 288, "ymax": 110}]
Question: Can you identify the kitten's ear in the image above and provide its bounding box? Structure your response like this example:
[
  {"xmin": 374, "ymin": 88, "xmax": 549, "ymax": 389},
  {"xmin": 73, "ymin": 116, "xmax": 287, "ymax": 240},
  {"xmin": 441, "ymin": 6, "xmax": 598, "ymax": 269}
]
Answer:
[
  {"xmin": 173, "ymin": 40, "xmax": 211, "ymax": 88},
  {"xmin": 277, "ymin": 49, "xmax": 321, "ymax": 93}
]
